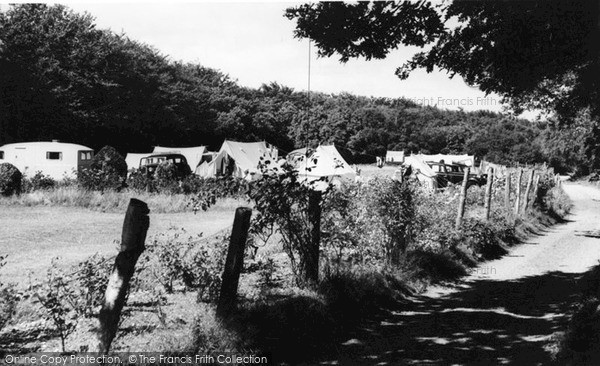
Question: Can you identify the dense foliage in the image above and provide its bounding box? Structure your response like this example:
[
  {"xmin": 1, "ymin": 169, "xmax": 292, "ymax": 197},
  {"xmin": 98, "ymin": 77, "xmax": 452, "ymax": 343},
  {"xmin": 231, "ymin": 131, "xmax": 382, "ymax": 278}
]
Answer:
[{"xmin": 0, "ymin": 163, "xmax": 22, "ymax": 196}]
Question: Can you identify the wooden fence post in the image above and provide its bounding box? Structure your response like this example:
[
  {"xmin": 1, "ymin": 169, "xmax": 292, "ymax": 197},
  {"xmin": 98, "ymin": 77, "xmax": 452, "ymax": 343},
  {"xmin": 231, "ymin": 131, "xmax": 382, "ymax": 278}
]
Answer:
[
  {"xmin": 455, "ymin": 167, "xmax": 470, "ymax": 229},
  {"xmin": 523, "ymin": 170, "xmax": 535, "ymax": 213},
  {"xmin": 217, "ymin": 207, "xmax": 252, "ymax": 318},
  {"xmin": 303, "ymin": 190, "xmax": 322, "ymax": 288},
  {"xmin": 97, "ymin": 199, "xmax": 149, "ymax": 353},
  {"xmin": 504, "ymin": 169, "xmax": 512, "ymax": 213},
  {"xmin": 484, "ymin": 167, "xmax": 494, "ymax": 221},
  {"xmin": 514, "ymin": 168, "xmax": 523, "ymax": 216},
  {"xmin": 530, "ymin": 174, "xmax": 541, "ymax": 210}
]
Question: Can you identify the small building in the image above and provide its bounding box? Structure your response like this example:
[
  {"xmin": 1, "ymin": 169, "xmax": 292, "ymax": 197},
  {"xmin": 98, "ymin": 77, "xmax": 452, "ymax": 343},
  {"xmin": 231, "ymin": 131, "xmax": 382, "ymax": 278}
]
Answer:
[{"xmin": 0, "ymin": 140, "xmax": 94, "ymax": 179}]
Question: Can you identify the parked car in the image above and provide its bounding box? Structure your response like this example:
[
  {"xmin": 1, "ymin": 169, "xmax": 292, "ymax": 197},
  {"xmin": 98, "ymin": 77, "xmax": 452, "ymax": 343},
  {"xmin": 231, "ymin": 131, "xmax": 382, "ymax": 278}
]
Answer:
[
  {"xmin": 139, "ymin": 153, "xmax": 191, "ymax": 179},
  {"xmin": 426, "ymin": 161, "xmax": 487, "ymax": 189}
]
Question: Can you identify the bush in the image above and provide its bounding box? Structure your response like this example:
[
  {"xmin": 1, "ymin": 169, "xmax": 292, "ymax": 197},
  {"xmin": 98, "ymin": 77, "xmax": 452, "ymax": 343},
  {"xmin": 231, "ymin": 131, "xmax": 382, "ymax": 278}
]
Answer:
[
  {"xmin": 0, "ymin": 163, "xmax": 22, "ymax": 196},
  {"xmin": 21, "ymin": 171, "xmax": 56, "ymax": 192},
  {"xmin": 0, "ymin": 255, "xmax": 17, "ymax": 331},
  {"xmin": 78, "ymin": 146, "xmax": 126, "ymax": 191},
  {"xmin": 143, "ymin": 229, "xmax": 227, "ymax": 301}
]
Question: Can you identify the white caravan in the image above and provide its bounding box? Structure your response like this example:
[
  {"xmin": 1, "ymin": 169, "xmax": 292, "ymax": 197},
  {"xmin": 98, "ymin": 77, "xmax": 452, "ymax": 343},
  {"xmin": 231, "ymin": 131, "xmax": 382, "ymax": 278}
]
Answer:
[{"xmin": 0, "ymin": 140, "xmax": 94, "ymax": 179}]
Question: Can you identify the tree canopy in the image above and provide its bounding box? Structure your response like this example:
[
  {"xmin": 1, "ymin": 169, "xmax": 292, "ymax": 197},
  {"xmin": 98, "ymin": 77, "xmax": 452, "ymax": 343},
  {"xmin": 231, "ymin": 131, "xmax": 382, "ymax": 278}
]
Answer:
[{"xmin": 286, "ymin": 1, "xmax": 599, "ymax": 119}]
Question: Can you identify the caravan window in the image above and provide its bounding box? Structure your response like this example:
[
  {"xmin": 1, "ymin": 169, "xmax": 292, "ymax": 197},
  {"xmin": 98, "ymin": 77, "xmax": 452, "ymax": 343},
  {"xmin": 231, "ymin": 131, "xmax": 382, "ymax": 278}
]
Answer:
[
  {"xmin": 46, "ymin": 152, "xmax": 62, "ymax": 160},
  {"xmin": 79, "ymin": 151, "xmax": 92, "ymax": 161},
  {"xmin": 0, "ymin": 151, "xmax": 3, "ymax": 160}
]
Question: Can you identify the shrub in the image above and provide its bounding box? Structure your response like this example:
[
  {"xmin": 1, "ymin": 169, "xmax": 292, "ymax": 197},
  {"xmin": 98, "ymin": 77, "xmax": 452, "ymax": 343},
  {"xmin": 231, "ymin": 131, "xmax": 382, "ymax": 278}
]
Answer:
[
  {"xmin": 30, "ymin": 259, "xmax": 80, "ymax": 353},
  {"xmin": 0, "ymin": 255, "xmax": 17, "ymax": 331},
  {"xmin": 249, "ymin": 163, "xmax": 332, "ymax": 288},
  {"xmin": 0, "ymin": 163, "xmax": 22, "ymax": 196},
  {"xmin": 78, "ymin": 146, "xmax": 126, "ymax": 191},
  {"xmin": 21, "ymin": 171, "xmax": 56, "ymax": 192},
  {"xmin": 143, "ymin": 229, "xmax": 227, "ymax": 302},
  {"xmin": 366, "ymin": 177, "xmax": 416, "ymax": 265},
  {"xmin": 74, "ymin": 254, "xmax": 112, "ymax": 317}
]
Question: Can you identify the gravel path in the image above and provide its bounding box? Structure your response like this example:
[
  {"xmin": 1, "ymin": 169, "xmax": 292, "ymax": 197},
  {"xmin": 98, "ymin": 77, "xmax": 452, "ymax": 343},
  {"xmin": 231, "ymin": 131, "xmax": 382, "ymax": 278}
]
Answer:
[{"xmin": 329, "ymin": 182, "xmax": 600, "ymax": 365}]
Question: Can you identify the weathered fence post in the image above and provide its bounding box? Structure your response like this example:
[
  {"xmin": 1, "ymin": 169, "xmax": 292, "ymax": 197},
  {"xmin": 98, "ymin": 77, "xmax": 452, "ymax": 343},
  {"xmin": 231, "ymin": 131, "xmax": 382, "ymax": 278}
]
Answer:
[
  {"xmin": 531, "ymin": 174, "xmax": 541, "ymax": 209},
  {"xmin": 484, "ymin": 167, "xmax": 494, "ymax": 221},
  {"xmin": 523, "ymin": 170, "xmax": 535, "ymax": 213},
  {"xmin": 455, "ymin": 167, "xmax": 470, "ymax": 229},
  {"xmin": 303, "ymin": 190, "xmax": 322, "ymax": 288},
  {"xmin": 514, "ymin": 168, "xmax": 523, "ymax": 216},
  {"xmin": 504, "ymin": 169, "xmax": 512, "ymax": 213},
  {"xmin": 217, "ymin": 207, "xmax": 252, "ymax": 318},
  {"xmin": 97, "ymin": 199, "xmax": 149, "ymax": 354}
]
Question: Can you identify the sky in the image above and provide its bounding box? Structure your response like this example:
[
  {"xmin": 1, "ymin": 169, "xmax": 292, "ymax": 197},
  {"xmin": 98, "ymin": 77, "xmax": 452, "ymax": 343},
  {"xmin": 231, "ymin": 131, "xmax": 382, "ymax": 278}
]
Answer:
[{"xmin": 27, "ymin": 2, "xmax": 510, "ymax": 115}]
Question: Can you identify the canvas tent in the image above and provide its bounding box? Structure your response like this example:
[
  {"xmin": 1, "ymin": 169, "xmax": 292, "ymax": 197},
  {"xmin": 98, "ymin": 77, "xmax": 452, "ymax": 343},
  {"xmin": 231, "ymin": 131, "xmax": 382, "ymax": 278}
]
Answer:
[
  {"xmin": 385, "ymin": 151, "xmax": 405, "ymax": 164},
  {"xmin": 196, "ymin": 140, "xmax": 278, "ymax": 180},
  {"xmin": 152, "ymin": 146, "xmax": 206, "ymax": 172},
  {"xmin": 402, "ymin": 155, "xmax": 438, "ymax": 190},
  {"xmin": 0, "ymin": 141, "xmax": 94, "ymax": 179},
  {"xmin": 295, "ymin": 145, "xmax": 357, "ymax": 183}
]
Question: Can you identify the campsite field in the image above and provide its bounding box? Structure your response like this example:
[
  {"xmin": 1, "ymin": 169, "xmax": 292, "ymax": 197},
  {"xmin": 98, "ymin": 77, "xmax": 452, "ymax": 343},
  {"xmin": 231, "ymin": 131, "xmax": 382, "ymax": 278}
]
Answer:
[{"xmin": 0, "ymin": 200, "xmax": 244, "ymax": 284}]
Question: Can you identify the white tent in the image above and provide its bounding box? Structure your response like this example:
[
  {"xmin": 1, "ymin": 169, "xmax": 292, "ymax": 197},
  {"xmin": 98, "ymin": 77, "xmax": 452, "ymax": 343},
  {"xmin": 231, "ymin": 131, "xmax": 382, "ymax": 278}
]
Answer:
[
  {"xmin": 403, "ymin": 155, "xmax": 438, "ymax": 190},
  {"xmin": 296, "ymin": 145, "xmax": 356, "ymax": 182},
  {"xmin": 196, "ymin": 140, "xmax": 278, "ymax": 180},
  {"xmin": 152, "ymin": 145, "xmax": 206, "ymax": 172},
  {"xmin": 125, "ymin": 153, "xmax": 152, "ymax": 171},
  {"xmin": 0, "ymin": 141, "xmax": 94, "ymax": 179},
  {"xmin": 195, "ymin": 151, "xmax": 227, "ymax": 178}
]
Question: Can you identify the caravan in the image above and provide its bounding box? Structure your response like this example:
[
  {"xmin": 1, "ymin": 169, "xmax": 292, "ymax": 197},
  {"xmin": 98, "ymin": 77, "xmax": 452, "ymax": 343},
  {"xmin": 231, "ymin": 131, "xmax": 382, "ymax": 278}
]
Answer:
[{"xmin": 0, "ymin": 140, "xmax": 94, "ymax": 179}]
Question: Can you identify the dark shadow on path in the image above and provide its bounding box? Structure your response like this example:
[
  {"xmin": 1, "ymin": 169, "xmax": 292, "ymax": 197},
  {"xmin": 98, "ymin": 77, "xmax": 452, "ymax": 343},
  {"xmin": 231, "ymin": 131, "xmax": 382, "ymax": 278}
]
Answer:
[{"xmin": 321, "ymin": 271, "xmax": 583, "ymax": 365}]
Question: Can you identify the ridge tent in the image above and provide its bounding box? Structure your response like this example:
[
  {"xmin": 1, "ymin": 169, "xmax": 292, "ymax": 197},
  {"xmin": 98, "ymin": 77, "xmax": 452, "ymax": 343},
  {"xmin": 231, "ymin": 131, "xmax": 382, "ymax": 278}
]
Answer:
[
  {"xmin": 296, "ymin": 145, "xmax": 356, "ymax": 183},
  {"xmin": 403, "ymin": 155, "xmax": 438, "ymax": 190},
  {"xmin": 0, "ymin": 141, "xmax": 94, "ymax": 179},
  {"xmin": 196, "ymin": 140, "xmax": 278, "ymax": 180},
  {"xmin": 195, "ymin": 151, "xmax": 227, "ymax": 178},
  {"xmin": 152, "ymin": 146, "xmax": 206, "ymax": 172}
]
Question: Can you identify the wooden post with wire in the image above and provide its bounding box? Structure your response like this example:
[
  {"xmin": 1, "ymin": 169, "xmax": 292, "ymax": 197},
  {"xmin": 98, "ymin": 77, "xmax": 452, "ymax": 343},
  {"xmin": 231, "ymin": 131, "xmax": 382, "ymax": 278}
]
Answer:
[
  {"xmin": 523, "ymin": 170, "xmax": 535, "ymax": 213},
  {"xmin": 303, "ymin": 190, "xmax": 322, "ymax": 288},
  {"xmin": 455, "ymin": 167, "xmax": 470, "ymax": 229},
  {"xmin": 484, "ymin": 167, "xmax": 494, "ymax": 221},
  {"xmin": 217, "ymin": 207, "xmax": 252, "ymax": 318},
  {"xmin": 97, "ymin": 199, "xmax": 149, "ymax": 353},
  {"xmin": 531, "ymin": 174, "xmax": 541, "ymax": 208},
  {"xmin": 514, "ymin": 168, "xmax": 523, "ymax": 215},
  {"xmin": 504, "ymin": 169, "xmax": 512, "ymax": 213}
]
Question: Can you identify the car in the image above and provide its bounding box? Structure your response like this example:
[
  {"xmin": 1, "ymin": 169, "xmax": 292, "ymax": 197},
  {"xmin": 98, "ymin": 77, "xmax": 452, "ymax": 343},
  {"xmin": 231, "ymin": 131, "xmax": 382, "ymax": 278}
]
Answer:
[
  {"xmin": 139, "ymin": 153, "xmax": 191, "ymax": 179},
  {"xmin": 426, "ymin": 161, "xmax": 487, "ymax": 189}
]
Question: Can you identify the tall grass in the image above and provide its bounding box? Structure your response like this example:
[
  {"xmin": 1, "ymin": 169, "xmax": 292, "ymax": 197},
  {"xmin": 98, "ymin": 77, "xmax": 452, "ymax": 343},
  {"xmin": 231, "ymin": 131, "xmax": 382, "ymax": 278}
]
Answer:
[{"xmin": 0, "ymin": 186, "xmax": 247, "ymax": 213}]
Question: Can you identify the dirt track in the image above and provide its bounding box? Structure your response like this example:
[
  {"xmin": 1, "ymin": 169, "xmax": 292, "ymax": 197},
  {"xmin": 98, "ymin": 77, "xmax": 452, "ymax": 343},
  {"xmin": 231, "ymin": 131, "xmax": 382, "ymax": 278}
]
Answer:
[{"xmin": 330, "ymin": 183, "xmax": 600, "ymax": 365}]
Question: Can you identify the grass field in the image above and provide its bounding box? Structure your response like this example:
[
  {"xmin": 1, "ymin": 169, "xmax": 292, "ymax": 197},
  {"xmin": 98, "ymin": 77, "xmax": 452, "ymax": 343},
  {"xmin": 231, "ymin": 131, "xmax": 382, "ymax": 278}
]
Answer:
[{"xmin": 0, "ymin": 198, "xmax": 246, "ymax": 284}]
